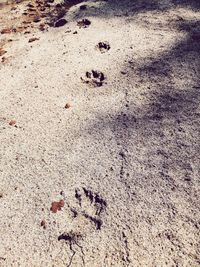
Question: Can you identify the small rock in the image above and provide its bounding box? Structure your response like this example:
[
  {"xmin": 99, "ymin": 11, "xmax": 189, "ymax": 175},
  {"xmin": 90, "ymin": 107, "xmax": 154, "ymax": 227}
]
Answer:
[
  {"xmin": 9, "ymin": 120, "xmax": 16, "ymax": 126},
  {"xmin": 64, "ymin": 103, "xmax": 71, "ymax": 109}
]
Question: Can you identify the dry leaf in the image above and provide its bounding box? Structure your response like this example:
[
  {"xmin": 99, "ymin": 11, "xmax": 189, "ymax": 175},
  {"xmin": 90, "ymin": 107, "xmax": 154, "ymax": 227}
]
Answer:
[{"xmin": 50, "ymin": 199, "xmax": 64, "ymax": 213}]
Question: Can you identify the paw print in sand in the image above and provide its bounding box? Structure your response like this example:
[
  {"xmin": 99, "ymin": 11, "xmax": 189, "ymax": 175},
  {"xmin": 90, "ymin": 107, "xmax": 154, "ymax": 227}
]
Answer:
[
  {"xmin": 73, "ymin": 187, "xmax": 107, "ymax": 230},
  {"xmin": 57, "ymin": 188, "xmax": 107, "ymax": 266},
  {"xmin": 81, "ymin": 70, "xmax": 105, "ymax": 87},
  {"xmin": 96, "ymin": 41, "xmax": 110, "ymax": 53}
]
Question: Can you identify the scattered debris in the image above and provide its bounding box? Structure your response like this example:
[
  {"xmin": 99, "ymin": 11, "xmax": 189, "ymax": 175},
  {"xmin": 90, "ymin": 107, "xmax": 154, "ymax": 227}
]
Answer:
[
  {"xmin": 28, "ymin": 37, "xmax": 40, "ymax": 43},
  {"xmin": 77, "ymin": 19, "xmax": 91, "ymax": 28},
  {"xmin": 50, "ymin": 199, "xmax": 64, "ymax": 213},
  {"xmin": 96, "ymin": 41, "xmax": 110, "ymax": 53},
  {"xmin": 54, "ymin": 18, "xmax": 67, "ymax": 27},
  {"xmin": 81, "ymin": 70, "xmax": 105, "ymax": 87}
]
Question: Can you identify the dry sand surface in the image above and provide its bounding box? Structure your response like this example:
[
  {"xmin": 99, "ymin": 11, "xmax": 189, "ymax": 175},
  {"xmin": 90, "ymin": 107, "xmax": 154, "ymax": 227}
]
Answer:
[{"xmin": 0, "ymin": 0, "xmax": 200, "ymax": 266}]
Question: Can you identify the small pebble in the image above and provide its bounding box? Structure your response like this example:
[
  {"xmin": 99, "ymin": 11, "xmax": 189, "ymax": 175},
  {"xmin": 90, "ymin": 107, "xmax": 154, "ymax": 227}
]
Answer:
[{"xmin": 9, "ymin": 120, "xmax": 16, "ymax": 126}]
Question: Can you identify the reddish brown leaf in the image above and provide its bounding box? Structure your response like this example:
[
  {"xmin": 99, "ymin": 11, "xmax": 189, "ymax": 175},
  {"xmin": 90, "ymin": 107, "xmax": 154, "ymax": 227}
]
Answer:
[{"xmin": 50, "ymin": 199, "xmax": 64, "ymax": 213}]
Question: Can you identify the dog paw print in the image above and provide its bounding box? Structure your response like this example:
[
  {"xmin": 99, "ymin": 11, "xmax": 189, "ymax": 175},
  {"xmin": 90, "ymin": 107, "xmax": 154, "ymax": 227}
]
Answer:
[
  {"xmin": 96, "ymin": 41, "xmax": 110, "ymax": 53},
  {"xmin": 73, "ymin": 187, "xmax": 107, "ymax": 230},
  {"xmin": 81, "ymin": 70, "xmax": 105, "ymax": 87}
]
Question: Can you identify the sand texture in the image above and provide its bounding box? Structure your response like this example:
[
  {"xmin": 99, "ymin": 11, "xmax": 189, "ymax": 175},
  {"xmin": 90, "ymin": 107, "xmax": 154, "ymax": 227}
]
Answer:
[{"xmin": 0, "ymin": 0, "xmax": 200, "ymax": 266}]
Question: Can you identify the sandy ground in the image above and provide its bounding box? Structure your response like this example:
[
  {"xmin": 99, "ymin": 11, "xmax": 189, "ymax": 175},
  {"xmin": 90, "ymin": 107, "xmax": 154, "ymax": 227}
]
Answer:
[{"xmin": 0, "ymin": 0, "xmax": 200, "ymax": 266}]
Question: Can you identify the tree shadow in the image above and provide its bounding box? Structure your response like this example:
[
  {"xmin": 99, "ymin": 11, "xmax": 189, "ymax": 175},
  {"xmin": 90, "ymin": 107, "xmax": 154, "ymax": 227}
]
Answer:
[
  {"xmin": 40, "ymin": 0, "xmax": 200, "ymax": 27},
  {"xmin": 82, "ymin": 17, "xmax": 200, "ymax": 171},
  {"xmin": 70, "ymin": 0, "xmax": 200, "ymax": 20},
  {"xmin": 172, "ymin": 0, "xmax": 200, "ymax": 9}
]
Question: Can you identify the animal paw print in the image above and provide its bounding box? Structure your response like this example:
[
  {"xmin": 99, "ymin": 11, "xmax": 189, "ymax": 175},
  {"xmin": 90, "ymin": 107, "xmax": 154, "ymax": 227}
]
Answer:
[
  {"xmin": 81, "ymin": 70, "xmax": 105, "ymax": 87},
  {"xmin": 74, "ymin": 187, "xmax": 107, "ymax": 230}
]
